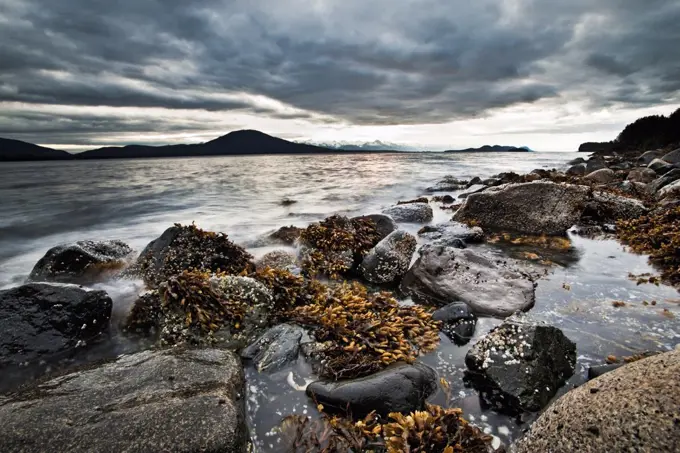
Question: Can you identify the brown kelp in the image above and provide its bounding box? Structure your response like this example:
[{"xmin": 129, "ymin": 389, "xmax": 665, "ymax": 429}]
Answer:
[
  {"xmin": 278, "ymin": 404, "xmax": 495, "ymax": 453},
  {"xmin": 289, "ymin": 282, "xmax": 440, "ymax": 379},
  {"xmin": 617, "ymin": 206, "xmax": 680, "ymax": 286},
  {"xmin": 250, "ymin": 267, "xmax": 328, "ymax": 313},
  {"xmin": 299, "ymin": 216, "xmax": 381, "ymax": 278}
]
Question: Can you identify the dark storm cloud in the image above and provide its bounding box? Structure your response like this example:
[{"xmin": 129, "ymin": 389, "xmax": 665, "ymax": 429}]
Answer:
[{"xmin": 0, "ymin": 0, "xmax": 679, "ymax": 142}]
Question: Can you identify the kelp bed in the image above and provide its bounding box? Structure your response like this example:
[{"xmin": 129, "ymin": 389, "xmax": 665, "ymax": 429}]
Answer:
[{"xmin": 279, "ymin": 404, "xmax": 495, "ymax": 453}]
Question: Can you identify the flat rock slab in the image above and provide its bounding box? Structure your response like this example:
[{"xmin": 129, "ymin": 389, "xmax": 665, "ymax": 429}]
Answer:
[
  {"xmin": 401, "ymin": 245, "xmax": 536, "ymax": 317},
  {"xmin": 306, "ymin": 362, "xmax": 437, "ymax": 418},
  {"xmin": 512, "ymin": 348, "xmax": 680, "ymax": 453},
  {"xmin": 453, "ymin": 182, "xmax": 590, "ymax": 236},
  {"xmin": 0, "ymin": 348, "xmax": 247, "ymax": 453}
]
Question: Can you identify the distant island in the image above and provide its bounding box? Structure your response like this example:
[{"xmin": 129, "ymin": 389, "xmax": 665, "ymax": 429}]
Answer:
[{"xmin": 444, "ymin": 145, "xmax": 531, "ymax": 153}]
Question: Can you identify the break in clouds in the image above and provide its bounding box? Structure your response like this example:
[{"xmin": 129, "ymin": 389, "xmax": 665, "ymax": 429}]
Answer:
[{"xmin": 0, "ymin": 0, "xmax": 679, "ymax": 148}]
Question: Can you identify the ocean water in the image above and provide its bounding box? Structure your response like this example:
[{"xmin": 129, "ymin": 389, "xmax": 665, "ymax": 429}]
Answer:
[{"xmin": 1, "ymin": 152, "xmax": 679, "ymax": 450}]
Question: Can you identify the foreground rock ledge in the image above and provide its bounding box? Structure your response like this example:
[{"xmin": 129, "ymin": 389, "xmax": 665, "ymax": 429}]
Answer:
[
  {"xmin": 512, "ymin": 348, "xmax": 680, "ymax": 453},
  {"xmin": 0, "ymin": 348, "xmax": 247, "ymax": 453}
]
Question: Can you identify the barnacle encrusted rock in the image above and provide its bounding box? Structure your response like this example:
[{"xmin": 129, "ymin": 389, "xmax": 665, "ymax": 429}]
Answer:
[
  {"xmin": 0, "ymin": 348, "xmax": 247, "ymax": 453},
  {"xmin": 306, "ymin": 362, "xmax": 438, "ymax": 418},
  {"xmin": 298, "ymin": 215, "xmax": 382, "ymax": 278},
  {"xmin": 254, "ymin": 250, "xmax": 300, "ymax": 273},
  {"xmin": 241, "ymin": 323, "xmax": 307, "ymax": 373},
  {"xmin": 465, "ymin": 317, "xmax": 576, "ymax": 413},
  {"xmin": 359, "ymin": 230, "xmax": 417, "ymax": 285},
  {"xmin": 28, "ymin": 240, "xmax": 133, "ymax": 284},
  {"xmin": 133, "ymin": 223, "xmax": 253, "ymax": 287},
  {"xmin": 401, "ymin": 245, "xmax": 536, "ymax": 317}
]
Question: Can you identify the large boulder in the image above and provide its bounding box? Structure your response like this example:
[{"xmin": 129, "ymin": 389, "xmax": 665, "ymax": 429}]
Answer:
[
  {"xmin": 636, "ymin": 149, "xmax": 664, "ymax": 166},
  {"xmin": 585, "ymin": 158, "xmax": 606, "ymax": 173},
  {"xmin": 584, "ymin": 168, "xmax": 616, "ymax": 184},
  {"xmin": 453, "ymin": 182, "xmax": 589, "ymax": 236},
  {"xmin": 351, "ymin": 214, "xmax": 398, "ymax": 241},
  {"xmin": 400, "ymin": 245, "xmax": 536, "ymax": 317},
  {"xmin": 359, "ymin": 230, "xmax": 417, "ymax": 285},
  {"xmin": 0, "ymin": 348, "xmax": 247, "ymax": 453},
  {"xmin": 657, "ymin": 179, "xmax": 680, "ymax": 200},
  {"xmin": 383, "ymin": 203, "xmax": 433, "ymax": 223},
  {"xmin": 649, "ymin": 168, "xmax": 680, "ymax": 193},
  {"xmin": 432, "ymin": 302, "xmax": 477, "ymax": 345},
  {"xmin": 512, "ymin": 348, "xmax": 680, "ymax": 453},
  {"xmin": 661, "ymin": 148, "xmax": 680, "ymax": 164},
  {"xmin": 648, "ymin": 158, "xmax": 674, "ymax": 175},
  {"xmin": 566, "ymin": 164, "xmax": 586, "ymax": 176},
  {"xmin": 581, "ymin": 191, "xmax": 647, "ymax": 223},
  {"xmin": 627, "ymin": 168, "xmax": 657, "ymax": 183},
  {"xmin": 306, "ymin": 362, "xmax": 437, "ymax": 417},
  {"xmin": 417, "ymin": 221, "xmax": 485, "ymax": 247},
  {"xmin": 28, "ymin": 240, "xmax": 132, "ymax": 284},
  {"xmin": 465, "ymin": 317, "xmax": 576, "ymax": 413},
  {"xmin": 0, "ymin": 283, "xmax": 112, "ymax": 370},
  {"xmin": 241, "ymin": 323, "xmax": 306, "ymax": 373}
]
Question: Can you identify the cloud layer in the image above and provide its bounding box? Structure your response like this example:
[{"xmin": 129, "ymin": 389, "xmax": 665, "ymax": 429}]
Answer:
[{"xmin": 1, "ymin": 0, "xmax": 679, "ymax": 149}]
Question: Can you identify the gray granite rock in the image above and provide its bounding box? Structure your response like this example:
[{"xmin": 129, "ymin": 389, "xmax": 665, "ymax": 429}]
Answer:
[
  {"xmin": 242, "ymin": 323, "xmax": 306, "ymax": 373},
  {"xmin": 383, "ymin": 203, "xmax": 433, "ymax": 223},
  {"xmin": 584, "ymin": 168, "xmax": 616, "ymax": 184}
]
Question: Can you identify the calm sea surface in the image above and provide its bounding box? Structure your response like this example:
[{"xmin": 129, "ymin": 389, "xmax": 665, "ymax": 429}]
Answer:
[{"xmin": 1, "ymin": 152, "xmax": 679, "ymax": 450}]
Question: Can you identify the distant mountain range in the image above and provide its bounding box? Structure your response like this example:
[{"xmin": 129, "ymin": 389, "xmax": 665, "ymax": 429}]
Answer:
[
  {"xmin": 1, "ymin": 130, "xmax": 533, "ymax": 161},
  {"xmin": 444, "ymin": 145, "xmax": 532, "ymax": 153}
]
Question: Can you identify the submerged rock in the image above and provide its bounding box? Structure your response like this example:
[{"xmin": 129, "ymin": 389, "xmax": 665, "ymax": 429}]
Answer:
[
  {"xmin": 0, "ymin": 348, "xmax": 247, "ymax": 453},
  {"xmin": 465, "ymin": 317, "xmax": 576, "ymax": 413},
  {"xmin": 306, "ymin": 362, "xmax": 438, "ymax": 417},
  {"xmin": 453, "ymin": 182, "xmax": 589, "ymax": 235},
  {"xmin": 134, "ymin": 224, "xmax": 253, "ymax": 287},
  {"xmin": 417, "ymin": 221, "xmax": 485, "ymax": 247},
  {"xmin": 28, "ymin": 240, "xmax": 132, "ymax": 284},
  {"xmin": 0, "ymin": 283, "xmax": 112, "ymax": 370},
  {"xmin": 241, "ymin": 323, "xmax": 306, "ymax": 373},
  {"xmin": 383, "ymin": 203, "xmax": 433, "ymax": 223},
  {"xmin": 432, "ymin": 302, "xmax": 477, "ymax": 345},
  {"xmin": 512, "ymin": 348, "xmax": 680, "ymax": 453},
  {"xmin": 400, "ymin": 245, "xmax": 536, "ymax": 317},
  {"xmin": 359, "ymin": 230, "xmax": 417, "ymax": 285}
]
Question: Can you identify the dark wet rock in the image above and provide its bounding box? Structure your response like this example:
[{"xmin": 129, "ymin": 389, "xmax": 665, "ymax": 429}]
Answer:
[
  {"xmin": 585, "ymin": 158, "xmax": 606, "ymax": 173},
  {"xmin": 400, "ymin": 245, "xmax": 536, "ymax": 317},
  {"xmin": 657, "ymin": 179, "xmax": 680, "ymax": 199},
  {"xmin": 570, "ymin": 224, "xmax": 615, "ymax": 238},
  {"xmin": 467, "ymin": 176, "xmax": 482, "ymax": 187},
  {"xmin": 383, "ymin": 203, "xmax": 433, "ymax": 223},
  {"xmin": 661, "ymin": 148, "xmax": 680, "ymax": 164},
  {"xmin": 359, "ymin": 230, "xmax": 417, "ymax": 285},
  {"xmin": 649, "ymin": 168, "xmax": 680, "ymax": 193},
  {"xmin": 255, "ymin": 250, "xmax": 300, "ymax": 273},
  {"xmin": 398, "ymin": 197, "xmax": 429, "ymax": 205},
  {"xmin": 453, "ymin": 182, "xmax": 590, "ymax": 236},
  {"xmin": 432, "ymin": 302, "xmax": 477, "ymax": 345},
  {"xmin": 351, "ymin": 214, "xmax": 398, "ymax": 241},
  {"xmin": 432, "ymin": 194, "xmax": 455, "ymax": 204},
  {"xmin": 426, "ymin": 176, "xmax": 467, "ymax": 192},
  {"xmin": 270, "ymin": 225, "xmax": 304, "ymax": 245},
  {"xmin": 481, "ymin": 178, "xmax": 499, "ymax": 186},
  {"xmin": 0, "ymin": 348, "xmax": 246, "ymax": 453},
  {"xmin": 134, "ymin": 224, "xmax": 253, "ymax": 287},
  {"xmin": 417, "ymin": 221, "xmax": 485, "ymax": 247},
  {"xmin": 512, "ymin": 348, "xmax": 680, "ymax": 453},
  {"xmin": 465, "ymin": 317, "xmax": 576, "ymax": 413},
  {"xmin": 648, "ymin": 158, "xmax": 674, "ymax": 175},
  {"xmin": 495, "ymin": 172, "xmax": 523, "ymax": 185},
  {"xmin": 586, "ymin": 363, "xmax": 624, "ymax": 380},
  {"xmin": 581, "ymin": 191, "xmax": 647, "ymax": 223},
  {"xmin": 28, "ymin": 240, "xmax": 132, "ymax": 284},
  {"xmin": 627, "ymin": 167, "xmax": 657, "ymax": 183},
  {"xmin": 306, "ymin": 362, "xmax": 438, "ymax": 418},
  {"xmin": 567, "ymin": 157, "xmax": 586, "ymax": 165},
  {"xmin": 636, "ymin": 149, "xmax": 664, "ymax": 166},
  {"xmin": 584, "ymin": 168, "xmax": 616, "ymax": 184},
  {"xmin": 458, "ymin": 184, "xmax": 487, "ymax": 199},
  {"xmin": 609, "ymin": 161, "xmax": 632, "ymax": 171},
  {"xmin": 0, "ymin": 283, "xmax": 112, "ymax": 370},
  {"xmin": 566, "ymin": 164, "xmax": 586, "ymax": 176},
  {"xmin": 241, "ymin": 323, "xmax": 306, "ymax": 373},
  {"xmin": 280, "ymin": 198, "xmax": 298, "ymax": 206}
]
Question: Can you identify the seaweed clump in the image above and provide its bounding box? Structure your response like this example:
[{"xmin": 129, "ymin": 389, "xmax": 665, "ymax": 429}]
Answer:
[
  {"xmin": 137, "ymin": 223, "xmax": 253, "ymax": 287},
  {"xmin": 250, "ymin": 267, "xmax": 328, "ymax": 314},
  {"xmin": 617, "ymin": 206, "xmax": 680, "ymax": 286},
  {"xmin": 289, "ymin": 282, "xmax": 440, "ymax": 379},
  {"xmin": 278, "ymin": 405, "xmax": 494, "ymax": 453},
  {"xmin": 299, "ymin": 216, "xmax": 382, "ymax": 278}
]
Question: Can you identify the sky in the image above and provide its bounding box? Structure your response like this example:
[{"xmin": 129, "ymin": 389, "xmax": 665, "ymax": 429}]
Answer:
[{"xmin": 0, "ymin": 0, "xmax": 679, "ymax": 152}]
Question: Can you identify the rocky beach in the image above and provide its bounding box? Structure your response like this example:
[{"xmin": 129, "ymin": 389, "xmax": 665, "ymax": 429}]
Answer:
[{"xmin": 1, "ymin": 146, "xmax": 679, "ymax": 453}]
